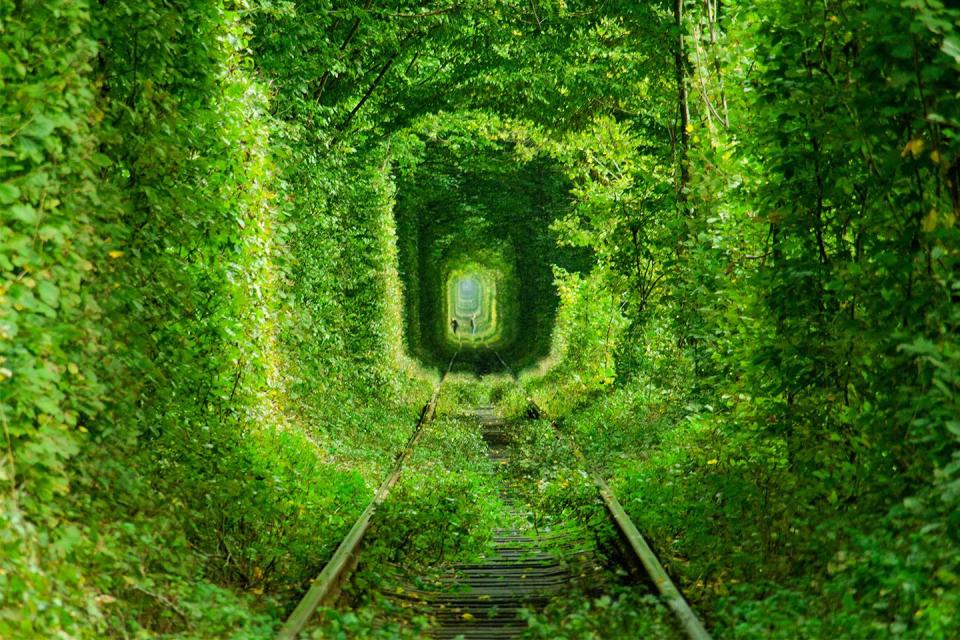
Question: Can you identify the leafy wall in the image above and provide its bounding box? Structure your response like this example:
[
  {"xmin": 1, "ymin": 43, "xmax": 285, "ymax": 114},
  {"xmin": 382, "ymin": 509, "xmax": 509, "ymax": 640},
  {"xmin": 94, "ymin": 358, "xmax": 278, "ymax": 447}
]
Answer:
[
  {"xmin": 1, "ymin": 1, "xmax": 431, "ymax": 636},
  {"xmin": 517, "ymin": 2, "xmax": 960, "ymax": 637}
]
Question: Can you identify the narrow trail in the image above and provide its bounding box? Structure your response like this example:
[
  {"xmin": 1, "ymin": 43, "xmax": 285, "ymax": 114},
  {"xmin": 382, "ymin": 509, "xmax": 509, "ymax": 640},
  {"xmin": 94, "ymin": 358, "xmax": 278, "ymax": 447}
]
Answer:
[{"xmin": 375, "ymin": 406, "xmax": 608, "ymax": 639}]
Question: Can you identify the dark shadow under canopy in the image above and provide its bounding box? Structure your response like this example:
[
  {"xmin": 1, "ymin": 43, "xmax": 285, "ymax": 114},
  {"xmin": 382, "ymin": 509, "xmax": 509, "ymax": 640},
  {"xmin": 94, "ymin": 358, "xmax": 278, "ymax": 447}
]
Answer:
[{"xmin": 394, "ymin": 132, "xmax": 591, "ymax": 374}]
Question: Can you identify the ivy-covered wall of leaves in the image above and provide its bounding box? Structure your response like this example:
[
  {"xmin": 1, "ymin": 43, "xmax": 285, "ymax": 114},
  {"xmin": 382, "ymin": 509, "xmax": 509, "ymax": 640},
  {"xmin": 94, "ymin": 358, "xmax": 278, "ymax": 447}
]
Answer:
[{"xmin": 2, "ymin": 0, "xmax": 431, "ymax": 636}]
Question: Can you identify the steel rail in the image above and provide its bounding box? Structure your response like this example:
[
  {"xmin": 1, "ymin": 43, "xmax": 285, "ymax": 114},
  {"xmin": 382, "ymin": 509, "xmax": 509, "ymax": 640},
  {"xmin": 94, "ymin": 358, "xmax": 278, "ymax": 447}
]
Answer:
[
  {"xmin": 277, "ymin": 353, "xmax": 458, "ymax": 640},
  {"xmin": 595, "ymin": 477, "xmax": 712, "ymax": 640},
  {"xmin": 495, "ymin": 351, "xmax": 711, "ymax": 640}
]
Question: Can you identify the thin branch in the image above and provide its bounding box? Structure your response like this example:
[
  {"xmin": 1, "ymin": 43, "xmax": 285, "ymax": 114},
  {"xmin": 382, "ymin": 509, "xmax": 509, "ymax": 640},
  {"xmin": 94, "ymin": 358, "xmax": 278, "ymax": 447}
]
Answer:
[
  {"xmin": 337, "ymin": 53, "xmax": 398, "ymax": 134},
  {"xmin": 315, "ymin": 0, "xmax": 375, "ymax": 102},
  {"xmin": 380, "ymin": 6, "xmax": 459, "ymax": 19}
]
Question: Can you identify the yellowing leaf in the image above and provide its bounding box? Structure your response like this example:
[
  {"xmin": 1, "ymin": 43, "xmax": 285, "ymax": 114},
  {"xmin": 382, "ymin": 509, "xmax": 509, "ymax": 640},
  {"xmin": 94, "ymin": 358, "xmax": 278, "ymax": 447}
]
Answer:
[
  {"xmin": 930, "ymin": 150, "xmax": 942, "ymax": 165},
  {"xmin": 108, "ymin": 250, "xmax": 124, "ymax": 259},
  {"xmin": 922, "ymin": 209, "xmax": 939, "ymax": 233},
  {"xmin": 707, "ymin": 459, "xmax": 719, "ymax": 465},
  {"xmin": 902, "ymin": 138, "xmax": 925, "ymax": 158}
]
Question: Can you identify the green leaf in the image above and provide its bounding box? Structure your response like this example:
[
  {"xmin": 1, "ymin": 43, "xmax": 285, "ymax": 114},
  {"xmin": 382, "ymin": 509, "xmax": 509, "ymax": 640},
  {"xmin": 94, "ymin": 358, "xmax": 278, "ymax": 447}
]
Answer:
[
  {"xmin": 37, "ymin": 281, "xmax": 59, "ymax": 308},
  {"xmin": 92, "ymin": 153, "xmax": 113, "ymax": 168},
  {"xmin": 947, "ymin": 421, "xmax": 960, "ymax": 439},
  {"xmin": 941, "ymin": 35, "xmax": 960, "ymax": 63},
  {"xmin": 10, "ymin": 204, "xmax": 38, "ymax": 224},
  {"xmin": 0, "ymin": 183, "xmax": 20, "ymax": 205},
  {"xmin": 22, "ymin": 114, "xmax": 57, "ymax": 140}
]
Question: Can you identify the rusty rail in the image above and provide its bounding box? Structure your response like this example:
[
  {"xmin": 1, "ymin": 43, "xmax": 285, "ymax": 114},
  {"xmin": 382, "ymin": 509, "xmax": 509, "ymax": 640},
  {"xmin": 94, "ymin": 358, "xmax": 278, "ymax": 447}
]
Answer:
[
  {"xmin": 276, "ymin": 377, "xmax": 446, "ymax": 640},
  {"xmin": 280, "ymin": 351, "xmax": 709, "ymax": 639},
  {"xmin": 525, "ymin": 395, "xmax": 712, "ymax": 640}
]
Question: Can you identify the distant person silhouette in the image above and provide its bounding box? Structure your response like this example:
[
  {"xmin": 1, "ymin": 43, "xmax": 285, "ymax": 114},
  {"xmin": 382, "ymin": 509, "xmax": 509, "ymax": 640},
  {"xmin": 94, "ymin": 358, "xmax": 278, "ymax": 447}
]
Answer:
[
  {"xmin": 470, "ymin": 314, "xmax": 476, "ymax": 335},
  {"xmin": 450, "ymin": 318, "xmax": 459, "ymax": 334}
]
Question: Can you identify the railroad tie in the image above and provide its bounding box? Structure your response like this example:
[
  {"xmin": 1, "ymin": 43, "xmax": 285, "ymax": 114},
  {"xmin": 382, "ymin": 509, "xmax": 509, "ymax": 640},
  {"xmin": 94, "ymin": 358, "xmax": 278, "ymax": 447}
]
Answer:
[{"xmin": 379, "ymin": 406, "xmax": 607, "ymax": 639}]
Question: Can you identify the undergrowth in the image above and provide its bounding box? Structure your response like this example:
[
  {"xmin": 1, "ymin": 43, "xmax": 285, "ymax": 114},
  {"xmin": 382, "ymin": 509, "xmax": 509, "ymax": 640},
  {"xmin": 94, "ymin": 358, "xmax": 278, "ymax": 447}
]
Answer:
[{"xmin": 307, "ymin": 380, "xmax": 505, "ymax": 639}]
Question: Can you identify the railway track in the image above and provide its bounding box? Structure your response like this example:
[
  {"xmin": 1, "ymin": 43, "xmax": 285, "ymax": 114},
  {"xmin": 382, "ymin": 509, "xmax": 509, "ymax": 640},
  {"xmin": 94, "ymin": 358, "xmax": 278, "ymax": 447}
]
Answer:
[
  {"xmin": 373, "ymin": 406, "xmax": 608, "ymax": 639},
  {"xmin": 278, "ymin": 365, "xmax": 711, "ymax": 640}
]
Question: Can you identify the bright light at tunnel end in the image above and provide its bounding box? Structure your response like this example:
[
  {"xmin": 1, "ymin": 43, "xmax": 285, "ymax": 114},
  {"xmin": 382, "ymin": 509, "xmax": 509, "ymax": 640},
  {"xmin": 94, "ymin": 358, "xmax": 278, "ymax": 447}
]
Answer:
[{"xmin": 445, "ymin": 266, "xmax": 502, "ymax": 347}]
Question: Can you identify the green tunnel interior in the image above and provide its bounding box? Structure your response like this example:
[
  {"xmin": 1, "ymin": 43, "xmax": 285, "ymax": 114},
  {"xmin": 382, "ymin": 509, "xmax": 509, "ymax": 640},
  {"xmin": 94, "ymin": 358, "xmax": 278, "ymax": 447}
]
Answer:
[{"xmin": 395, "ymin": 135, "xmax": 591, "ymax": 374}]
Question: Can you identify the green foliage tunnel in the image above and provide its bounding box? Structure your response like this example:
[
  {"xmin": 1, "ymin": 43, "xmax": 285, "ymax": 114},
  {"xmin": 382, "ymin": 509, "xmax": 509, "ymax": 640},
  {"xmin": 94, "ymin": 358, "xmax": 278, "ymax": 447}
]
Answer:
[{"xmin": 1, "ymin": 0, "xmax": 959, "ymax": 638}]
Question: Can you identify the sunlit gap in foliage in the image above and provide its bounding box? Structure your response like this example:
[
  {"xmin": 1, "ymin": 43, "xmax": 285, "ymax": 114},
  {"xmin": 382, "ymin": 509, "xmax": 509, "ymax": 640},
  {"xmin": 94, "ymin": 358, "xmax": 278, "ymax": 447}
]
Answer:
[{"xmin": 445, "ymin": 265, "xmax": 501, "ymax": 348}]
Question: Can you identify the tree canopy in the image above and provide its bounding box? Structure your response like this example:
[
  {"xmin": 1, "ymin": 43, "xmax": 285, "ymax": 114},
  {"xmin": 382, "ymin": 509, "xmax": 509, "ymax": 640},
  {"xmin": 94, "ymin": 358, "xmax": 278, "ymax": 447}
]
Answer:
[{"xmin": 1, "ymin": 0, "xmax": 958, "ymax": 637}]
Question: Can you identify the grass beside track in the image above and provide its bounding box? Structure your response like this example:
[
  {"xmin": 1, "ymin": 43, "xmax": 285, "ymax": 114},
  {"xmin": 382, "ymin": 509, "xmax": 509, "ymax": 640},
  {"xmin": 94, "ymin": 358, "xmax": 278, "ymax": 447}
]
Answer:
[{"xmin": 303, "ymin": 377, "xmax": 680, "ymax": 639}]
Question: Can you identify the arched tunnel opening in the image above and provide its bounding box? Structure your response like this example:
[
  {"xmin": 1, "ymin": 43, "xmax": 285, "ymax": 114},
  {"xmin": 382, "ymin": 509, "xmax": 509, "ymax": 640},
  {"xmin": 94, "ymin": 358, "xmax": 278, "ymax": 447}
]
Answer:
[
  {"xmin": 395, "ymin": 132, "xmax": 591, "ymax": 374},
  {"xmin": 446, "ymin": 266, "xmax": 501, "ymax": 346}
]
